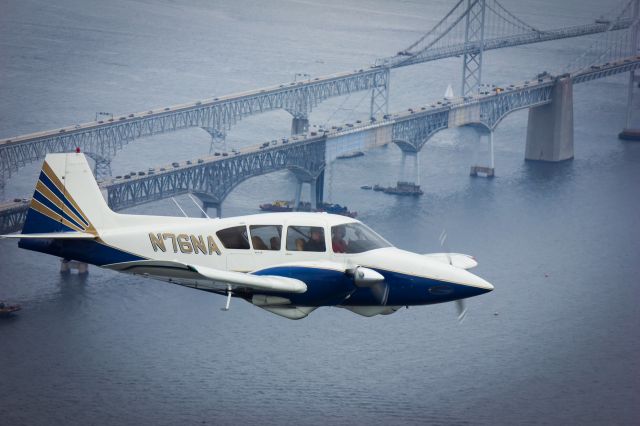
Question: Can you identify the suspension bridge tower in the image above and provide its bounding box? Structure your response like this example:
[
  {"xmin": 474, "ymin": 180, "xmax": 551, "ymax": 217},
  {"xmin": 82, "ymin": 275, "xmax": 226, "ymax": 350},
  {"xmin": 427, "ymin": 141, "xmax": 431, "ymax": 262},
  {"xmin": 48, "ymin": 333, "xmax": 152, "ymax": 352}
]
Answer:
[{"xmin": 620, "ymin": 0, "xmax": 640, "ymax": 140}]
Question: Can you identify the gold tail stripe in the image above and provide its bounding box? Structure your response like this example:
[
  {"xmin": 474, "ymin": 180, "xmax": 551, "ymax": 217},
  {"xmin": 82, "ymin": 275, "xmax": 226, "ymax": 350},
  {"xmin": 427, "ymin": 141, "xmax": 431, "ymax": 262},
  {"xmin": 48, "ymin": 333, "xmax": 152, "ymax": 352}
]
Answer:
[
  {"xmin": 30, "ymin": 198, "xmax": 85, "ymax": 233},
  {"xmin": 35, "ymin": 180, "xmax": 87, "ymax": 231}
]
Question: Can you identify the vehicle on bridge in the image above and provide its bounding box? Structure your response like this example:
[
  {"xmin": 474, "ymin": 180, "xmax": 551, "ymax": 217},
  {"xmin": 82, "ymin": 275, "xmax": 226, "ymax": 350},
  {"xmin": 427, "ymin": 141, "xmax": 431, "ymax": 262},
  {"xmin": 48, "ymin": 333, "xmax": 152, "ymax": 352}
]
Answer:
[{"xmin": 1, "ymin": 153, "xmax": 493, "ymax": 320}]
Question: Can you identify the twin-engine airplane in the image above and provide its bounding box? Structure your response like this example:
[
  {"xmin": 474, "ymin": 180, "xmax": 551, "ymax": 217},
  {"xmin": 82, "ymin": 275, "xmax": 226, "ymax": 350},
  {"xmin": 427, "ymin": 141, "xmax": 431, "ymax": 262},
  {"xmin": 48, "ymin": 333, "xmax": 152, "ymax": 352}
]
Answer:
[{"xmin": 1, "ymin": 152, "xmax": 493, "ymax": 320}]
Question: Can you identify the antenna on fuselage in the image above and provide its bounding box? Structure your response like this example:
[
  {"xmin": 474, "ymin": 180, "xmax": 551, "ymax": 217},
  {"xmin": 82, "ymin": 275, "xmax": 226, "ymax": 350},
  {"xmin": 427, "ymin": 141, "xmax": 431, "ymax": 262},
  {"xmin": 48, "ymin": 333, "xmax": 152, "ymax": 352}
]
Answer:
[
  {"xmin": 188, "ymin": 194, "xmax": 210, "ymax": 219},
  {"xmin": 171, "ymin": 197, "xmax": 189, "ymax": 218}
]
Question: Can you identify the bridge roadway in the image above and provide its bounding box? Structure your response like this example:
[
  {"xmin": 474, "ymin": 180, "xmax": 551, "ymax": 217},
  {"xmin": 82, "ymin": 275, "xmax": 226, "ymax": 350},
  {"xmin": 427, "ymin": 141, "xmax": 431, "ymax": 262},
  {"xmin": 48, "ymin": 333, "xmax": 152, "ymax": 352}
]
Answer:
[
  {"xmin": 2, "ymin": 57, "xmax": 638, "ymax": 234},
  {"xmin": 387, "ymin": 19, "xmax": 633, "ymax": 67},
  {"xmin": 0, "ymin": 67, "xmax": 389, "ymax": 183},
  {"xmin": 0, "ymin": 14, "xmax": 632, "ymax": 184}
]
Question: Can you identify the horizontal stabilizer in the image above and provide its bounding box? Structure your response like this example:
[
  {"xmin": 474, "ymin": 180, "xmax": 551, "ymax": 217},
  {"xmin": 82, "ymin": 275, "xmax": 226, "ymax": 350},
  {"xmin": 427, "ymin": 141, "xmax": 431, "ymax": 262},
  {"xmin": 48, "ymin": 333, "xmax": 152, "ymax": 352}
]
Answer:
[
  {"xmin": 0, "ymin": 231, "xmax": 96, "ymax": 240},
  {"xmin": 107, "ymin": 260, "xmax": 307, "ymax": 294},
  {"xmin": 424, "ymin": 253, "xmax": 478, "ymax": 269}
]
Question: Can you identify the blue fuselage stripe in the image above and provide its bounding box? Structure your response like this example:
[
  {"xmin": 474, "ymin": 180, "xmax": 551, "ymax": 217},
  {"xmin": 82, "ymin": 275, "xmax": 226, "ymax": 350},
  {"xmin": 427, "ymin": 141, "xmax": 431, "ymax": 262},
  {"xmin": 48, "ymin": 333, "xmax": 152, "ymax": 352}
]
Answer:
[
  {"xmin": 18, "ymin": 237, "xmax": 145, "ymax": 266},
  {"xmin": 32, "ymin": 190, "xmax": 85, "ymax": 230},
  {"xmin": 253, "ymin": 266, "xmax": 489, "ymax": 307}
]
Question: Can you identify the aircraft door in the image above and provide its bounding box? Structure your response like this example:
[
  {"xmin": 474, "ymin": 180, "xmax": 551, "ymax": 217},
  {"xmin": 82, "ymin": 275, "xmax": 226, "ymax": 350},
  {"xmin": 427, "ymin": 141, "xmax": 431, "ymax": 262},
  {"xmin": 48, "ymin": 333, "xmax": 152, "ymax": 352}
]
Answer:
[
  {"xmin": 216, "ymin": 225, "xmax": 253, "ymax": 272},
  {"xmin": 248, "ymin": 225, "xmax": 284, "ymax": 270}
]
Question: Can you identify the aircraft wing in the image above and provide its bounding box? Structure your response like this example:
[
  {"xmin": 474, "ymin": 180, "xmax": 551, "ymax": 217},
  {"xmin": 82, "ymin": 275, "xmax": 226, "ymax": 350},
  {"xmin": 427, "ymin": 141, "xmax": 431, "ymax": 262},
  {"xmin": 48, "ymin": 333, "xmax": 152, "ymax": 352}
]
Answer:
[
  {"xmin": 0, "ymin": 231, "xmax": 96, "ymax": 239},
  {"xmin": 106, "ymin": 260, "xmax": 307, "ymax": 294}
]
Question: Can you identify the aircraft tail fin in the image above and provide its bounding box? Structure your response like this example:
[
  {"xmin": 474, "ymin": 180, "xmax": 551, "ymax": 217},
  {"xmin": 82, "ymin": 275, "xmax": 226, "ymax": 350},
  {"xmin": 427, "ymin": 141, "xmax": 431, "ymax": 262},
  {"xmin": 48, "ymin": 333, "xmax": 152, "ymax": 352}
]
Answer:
[{"xmin": 21, "ymin": 152, "xmax": 116, "ymax": 236}]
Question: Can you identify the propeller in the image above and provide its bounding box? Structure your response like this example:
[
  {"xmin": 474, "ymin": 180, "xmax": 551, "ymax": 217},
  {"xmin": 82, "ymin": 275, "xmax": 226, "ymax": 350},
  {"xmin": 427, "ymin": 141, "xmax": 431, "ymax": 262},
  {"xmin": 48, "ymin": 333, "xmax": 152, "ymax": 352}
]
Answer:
[
  {"xmin": 441, "ymin": 229, "xmax": 467, "ymax": 323},
  {"xmin": 439, "ymin": 229, "xmax": 453, "ymax": 266},
  {"xmin": 370, "ymin": 281, "xmax": 390, "ymax": 306},
  {"xmin": 456, "ymin": 299, "xmax": 468, "ymax": 323},
  {"xmin": 346, "ymin": 262, "xmax": 388, "ymax": 305}
]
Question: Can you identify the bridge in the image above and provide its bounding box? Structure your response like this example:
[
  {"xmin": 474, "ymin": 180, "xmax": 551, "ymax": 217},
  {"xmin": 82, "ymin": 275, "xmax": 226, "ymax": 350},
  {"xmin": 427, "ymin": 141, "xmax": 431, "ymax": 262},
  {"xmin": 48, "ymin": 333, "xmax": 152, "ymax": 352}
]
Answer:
[
  {"xmin": 1, "ymin": 0, "xmax": 638, "ymax": 186},
  {"xmin": 2, "ymin": 56, "xmax": 638, "ymax": 235}
]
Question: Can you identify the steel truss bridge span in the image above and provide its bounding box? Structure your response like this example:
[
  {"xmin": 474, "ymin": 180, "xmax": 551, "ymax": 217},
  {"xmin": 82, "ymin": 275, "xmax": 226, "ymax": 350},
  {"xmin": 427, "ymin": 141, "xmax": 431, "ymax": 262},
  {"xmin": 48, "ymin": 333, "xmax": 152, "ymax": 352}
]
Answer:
[
  {"xmin": 0, "ymin": 68, "xmax": 389, "ymax": 183},
  {"xmin": 103, "ymin": 56, "xmax": 640, "ymax": 209},
  {"xmin": 2, "ymin": 57, "xmax": 637, "ymax": 234},
  {"xmin": 391, "ymin": 57, "xmax": 640, "ymax": 152},
  {"xmin": 1, "ymin": 0, "xmax": 635, "ymax": 186},
  {"xmin": 105, "ymin": 139, "xmax": 326, "ymax": 212}
]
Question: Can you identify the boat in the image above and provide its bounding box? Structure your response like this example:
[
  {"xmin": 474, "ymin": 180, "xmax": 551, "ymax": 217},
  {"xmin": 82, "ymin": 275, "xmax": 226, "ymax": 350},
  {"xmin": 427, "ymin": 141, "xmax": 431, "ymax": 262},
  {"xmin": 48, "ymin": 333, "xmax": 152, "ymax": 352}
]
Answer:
[
  {"xmin": 259, "ymin": 200, "xmax": 293, "ymax": 212},
  {"xmin": 336, "ymin": 151, "xmax": 364, "ymax": 160},
  {"xmin": 360, "ymin": 185, "xmax": 372, "ymax": 190},
  {"xmin": 368, "ymin": 182, "xmax": 423, "ymax": 196},
  {"xmin": 316, "ymin": 203, "xmax": 357, "ymax": 218},
  {"xmin": 0, "ymin": 302, "xmax": 21, "ymax": 317},
  {"xmin": 260, "ymin": 201, "xmax": 356, "ymax": 217},
  {"xmin": 383, "ymin": 181, "xmax": 424, "ymax": 196}
]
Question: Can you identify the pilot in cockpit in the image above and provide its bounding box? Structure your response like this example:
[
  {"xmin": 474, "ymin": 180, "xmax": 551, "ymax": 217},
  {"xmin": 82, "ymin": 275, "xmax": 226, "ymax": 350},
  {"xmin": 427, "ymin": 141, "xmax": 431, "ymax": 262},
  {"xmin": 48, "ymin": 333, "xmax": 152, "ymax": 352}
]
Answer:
[{"xmin": 332, "ymin": 225, "xmax": 347, "ymax": 253}]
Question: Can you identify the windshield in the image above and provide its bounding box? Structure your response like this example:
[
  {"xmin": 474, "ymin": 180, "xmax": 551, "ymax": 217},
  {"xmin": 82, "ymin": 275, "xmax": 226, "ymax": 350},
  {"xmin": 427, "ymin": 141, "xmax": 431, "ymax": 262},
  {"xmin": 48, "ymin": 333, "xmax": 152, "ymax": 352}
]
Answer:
[{"xmin": 331, "ymin": 223, "xmax": 391, "ymax": 254}]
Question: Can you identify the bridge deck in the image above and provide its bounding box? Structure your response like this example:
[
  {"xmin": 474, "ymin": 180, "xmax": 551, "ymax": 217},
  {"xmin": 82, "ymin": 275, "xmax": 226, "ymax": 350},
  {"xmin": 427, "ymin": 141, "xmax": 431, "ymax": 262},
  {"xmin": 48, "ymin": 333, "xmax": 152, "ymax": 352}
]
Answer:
[
  {"xmin": 0, "ymin": 13, "xmax": 631, "ymax": 184},
  {"xmin": 2, "ymin": 56, "xmax": 639, "ymax": 234}
]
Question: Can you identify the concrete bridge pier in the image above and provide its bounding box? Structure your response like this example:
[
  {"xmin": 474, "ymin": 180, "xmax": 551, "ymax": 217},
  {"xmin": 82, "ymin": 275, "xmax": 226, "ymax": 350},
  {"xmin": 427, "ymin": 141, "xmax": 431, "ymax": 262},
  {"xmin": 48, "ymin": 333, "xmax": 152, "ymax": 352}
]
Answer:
[
  {"xmin": 291, "ymin": 116, "xmax": 309, "ymax": 136},
  {"xmin": 313, "ymin": 170, "xmax": 324, "ymax": 208},
  {"xmin": 619, "ymin": 70, "xmax": 640, "ymax": 140},
  {"xmin": 399, "ymin": 150, "xmax": 421, "ymax": 186},
  {"xmin": 202, "ymin": 201, "xmax": 222, "ymax": 218},
  {"xmin": 293, "ymin": 180, "xmax": 303, "ymax": 210},
  {"xmin": 470, "ymin": 128, "xmax": 495, "ymax": 178},
  {"xmin": 525, "ymin": 77, "xmax": 574, "ymax": 162},
  {"xmin": 292, "ymin": 170, "xmax": 324, "ymax": 210},
  {"xmin": 619, "ymin": 0, "xmax": 640, "ymax": 140},
  {"xmin": 394, "ymin": 139, "xmax": 422, "ymax": 188},
  {"xmin": 60, "ymin": 259, "xmax": 88, "ymax": 274},
  {"xmin": 193, "ymin": 193, "xmax": 222, "ymax": 218}
]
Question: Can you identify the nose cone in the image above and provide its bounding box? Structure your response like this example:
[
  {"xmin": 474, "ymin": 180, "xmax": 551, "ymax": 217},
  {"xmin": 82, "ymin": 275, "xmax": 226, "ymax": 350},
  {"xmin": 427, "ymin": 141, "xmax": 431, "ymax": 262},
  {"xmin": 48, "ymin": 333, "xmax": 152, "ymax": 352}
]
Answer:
[
  {"xmin": 462, "ymin": 270, "xmax": 494, "ymax": 293},
  {"xmin": 440, "ymin": 264, "xmax": 494, "ymax": 294}
]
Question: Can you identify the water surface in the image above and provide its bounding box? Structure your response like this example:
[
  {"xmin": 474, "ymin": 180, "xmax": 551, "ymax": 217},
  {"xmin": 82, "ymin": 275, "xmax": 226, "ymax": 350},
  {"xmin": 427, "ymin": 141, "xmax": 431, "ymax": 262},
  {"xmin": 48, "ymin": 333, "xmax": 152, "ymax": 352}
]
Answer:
[{"xmin": 1, "ymin": 1, "xmax": 639, "ymax": 424}]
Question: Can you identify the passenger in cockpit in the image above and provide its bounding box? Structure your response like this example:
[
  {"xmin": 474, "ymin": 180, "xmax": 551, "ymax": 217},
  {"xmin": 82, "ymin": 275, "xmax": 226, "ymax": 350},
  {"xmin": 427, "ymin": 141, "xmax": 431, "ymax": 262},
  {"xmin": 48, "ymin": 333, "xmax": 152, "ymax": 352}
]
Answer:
[{"xmin": 303, "ymin": 227, "xmax": 325, "ymax": 252}]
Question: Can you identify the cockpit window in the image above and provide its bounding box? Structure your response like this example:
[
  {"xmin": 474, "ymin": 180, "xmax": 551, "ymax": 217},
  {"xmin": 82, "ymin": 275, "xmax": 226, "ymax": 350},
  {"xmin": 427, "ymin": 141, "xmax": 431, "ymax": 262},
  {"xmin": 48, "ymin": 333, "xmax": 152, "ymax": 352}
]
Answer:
[
  {"xmin": 286, "ymin": 226, "xmax": 326, "ymax": 252},
  {"xmin": 216, "ymin": 225, "xmax": 250, "ymax": 250},
  {"xmin": 250, "ymin": 225, "xmax": 282, "ymax": 250},
  {"xmin": 331, "ymin": 223, "xmax": 391, "ymax": 253}
]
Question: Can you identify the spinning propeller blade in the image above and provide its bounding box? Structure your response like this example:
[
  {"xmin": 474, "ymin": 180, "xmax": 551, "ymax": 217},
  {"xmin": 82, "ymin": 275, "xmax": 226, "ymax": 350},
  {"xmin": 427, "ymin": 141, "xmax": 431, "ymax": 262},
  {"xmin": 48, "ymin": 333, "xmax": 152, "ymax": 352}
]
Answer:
[
  {"xmin": 370, "ymin": 281, "xmax": 390, "ymax": 306},
  {"xmin": 441, "ymin": 229, "xmax": 468, "ymax": 323},
  {"xmin": 439, "ymin": 229, "xmax": 453, "ymax": 266},
  {"xmin": 456, "ymin": 299, "xmax": 468, "ymax": 323}
]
